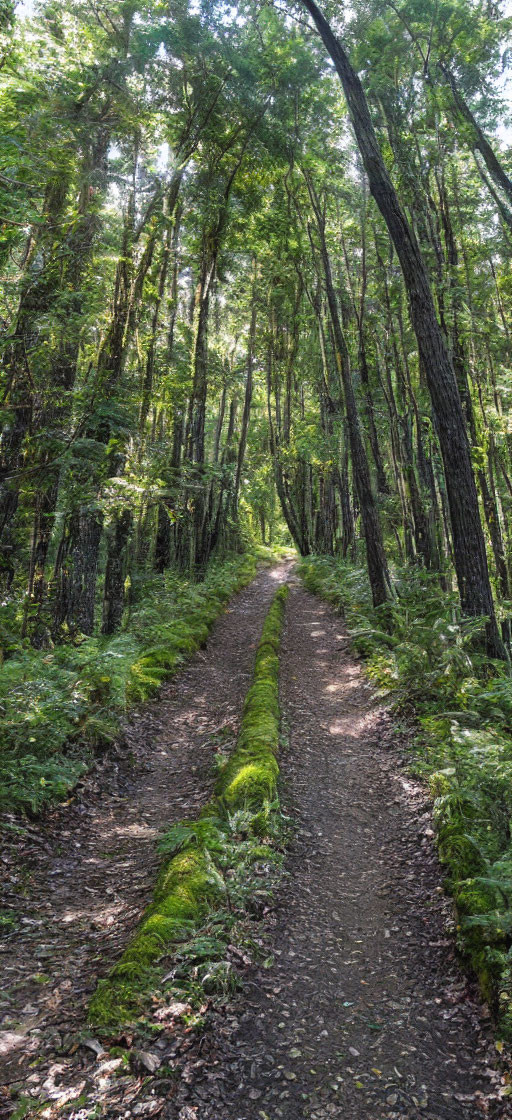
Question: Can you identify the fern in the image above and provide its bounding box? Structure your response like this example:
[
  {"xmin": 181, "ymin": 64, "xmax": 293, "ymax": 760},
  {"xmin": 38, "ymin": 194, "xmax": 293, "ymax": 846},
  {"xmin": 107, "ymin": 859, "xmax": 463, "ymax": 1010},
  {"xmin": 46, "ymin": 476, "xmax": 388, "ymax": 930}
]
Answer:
[{"xmin": 0, "ymin": 552, "xmax": 259, "ymax": 813}]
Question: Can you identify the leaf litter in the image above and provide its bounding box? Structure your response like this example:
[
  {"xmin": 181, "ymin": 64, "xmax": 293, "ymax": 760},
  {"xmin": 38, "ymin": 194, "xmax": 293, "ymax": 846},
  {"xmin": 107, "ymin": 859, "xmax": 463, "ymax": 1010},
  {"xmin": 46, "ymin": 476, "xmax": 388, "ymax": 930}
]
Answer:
[
  {"xmin": 1, "ymin": 573, "xmax": 510, "ymax": 1118},
  {"xmin": 0, "ymin": 567, "xmax": 289, "ymax": 1118}
]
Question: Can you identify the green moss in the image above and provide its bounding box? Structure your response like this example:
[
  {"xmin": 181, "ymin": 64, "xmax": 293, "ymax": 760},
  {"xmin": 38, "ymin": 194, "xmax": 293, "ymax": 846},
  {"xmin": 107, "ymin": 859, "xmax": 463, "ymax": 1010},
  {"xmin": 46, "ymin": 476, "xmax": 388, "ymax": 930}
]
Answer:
[
  {"xmin": 220, "ymin": 759, "xmax": 279, "ymax": 809},
  {"xmin": 89, "ymin": 845, "xmax": 219, "ymax": 1027},
  {"xmin": 456, "ymin": 884, "xmax": 497, "ymax": 918},
  {"xmin": 215, "ymin": 587, "xmax": 287, "ymax": 816},
  {"xmin": 88, "ymin": 583, "xmax": 289, "ymax": 1031},
  {"xmin": 437, "ymin": 822, "xmax": 487, "ymax": 879}
]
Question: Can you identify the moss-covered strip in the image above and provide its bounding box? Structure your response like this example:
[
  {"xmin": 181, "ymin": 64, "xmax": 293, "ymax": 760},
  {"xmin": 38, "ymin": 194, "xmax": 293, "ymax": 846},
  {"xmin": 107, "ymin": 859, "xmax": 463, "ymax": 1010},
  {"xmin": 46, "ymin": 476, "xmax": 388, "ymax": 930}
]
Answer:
[
  {"xmin": 215, "ymin": 585, "xmax": 288, "ymax": 815},
  {"xmin": 89, "ymin": 583, "xmax": 289, "ymax": 1029}
]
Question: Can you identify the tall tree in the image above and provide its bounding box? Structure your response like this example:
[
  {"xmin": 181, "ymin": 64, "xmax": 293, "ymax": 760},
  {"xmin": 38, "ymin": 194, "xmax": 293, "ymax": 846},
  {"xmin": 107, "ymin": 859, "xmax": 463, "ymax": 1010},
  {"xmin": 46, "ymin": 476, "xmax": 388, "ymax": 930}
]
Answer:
[{"xmin": 298, "ymin": 0, "xmax": 505, "ymax": 657}]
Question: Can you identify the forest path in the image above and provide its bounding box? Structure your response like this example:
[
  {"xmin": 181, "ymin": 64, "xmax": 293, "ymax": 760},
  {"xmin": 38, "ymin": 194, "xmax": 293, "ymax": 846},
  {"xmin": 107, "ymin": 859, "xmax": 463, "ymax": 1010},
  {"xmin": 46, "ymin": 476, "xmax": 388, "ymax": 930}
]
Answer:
[
  {"xmin": 1, "ymin": 569, "xmax": 508, "ymax": 1119},
  {"xmin": 0, "ymin": 563, "xmax": 288, "ymax": 1110},
  {"xmin": 168, "ymin": 577, "xmax": 506, "ymax": 1120}
]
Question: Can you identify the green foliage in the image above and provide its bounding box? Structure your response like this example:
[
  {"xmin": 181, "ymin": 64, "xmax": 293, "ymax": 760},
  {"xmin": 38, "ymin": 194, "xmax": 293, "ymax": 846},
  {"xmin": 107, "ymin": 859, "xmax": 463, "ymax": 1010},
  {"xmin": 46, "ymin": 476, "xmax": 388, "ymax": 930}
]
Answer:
[
  {"xmin": 300, "ymin": 555, "xmax": 512, "ymax": 1038},
  {"xmin": 0, "ymin": 553, "xmax": 258, "ymax": 814},
  {"xmin": 89, "ymin": 584, "xmax": 289, "ymax": 1030}
]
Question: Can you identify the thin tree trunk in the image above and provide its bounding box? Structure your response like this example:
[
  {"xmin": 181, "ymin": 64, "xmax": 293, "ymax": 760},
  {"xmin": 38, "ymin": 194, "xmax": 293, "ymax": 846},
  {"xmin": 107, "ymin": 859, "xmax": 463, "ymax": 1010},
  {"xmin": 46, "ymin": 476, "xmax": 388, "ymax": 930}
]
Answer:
[
  {"xmin": 233, "ymin": 262, "xmax": 257, "ymax": 515},
  {"xmin": 300, "ymin": 0, "xmax": 504, "ymax": 656},
  {"xmin": 305, "ymin": 173, "xmax": 391, "ymax": 606},
  {"xmin": 102, "ymin": 507, "xmax": 132, "ymax": 635},
  {"xmin": 440, "ymin": 65, "xmax": 512, "ymax": 214}
]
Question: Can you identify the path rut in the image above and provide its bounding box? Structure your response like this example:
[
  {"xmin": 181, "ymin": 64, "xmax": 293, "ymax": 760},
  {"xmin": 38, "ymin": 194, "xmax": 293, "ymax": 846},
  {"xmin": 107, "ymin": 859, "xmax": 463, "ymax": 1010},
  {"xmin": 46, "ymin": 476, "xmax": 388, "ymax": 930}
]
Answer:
[
  {"xmin": 0, "ymin": 564, "xmax": 287, "ymax": 1110},
  {"xmin": 168, "ymin": 577, "xmax": 507, "ymax": 1119}
]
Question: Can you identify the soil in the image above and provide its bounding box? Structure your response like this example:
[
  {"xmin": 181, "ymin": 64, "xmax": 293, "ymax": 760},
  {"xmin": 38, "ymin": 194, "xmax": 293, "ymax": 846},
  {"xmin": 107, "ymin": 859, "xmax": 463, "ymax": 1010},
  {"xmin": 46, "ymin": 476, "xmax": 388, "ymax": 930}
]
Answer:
[{"xmin": 1, "ymin": 565, "xmax": 510, "ymax": 1119}]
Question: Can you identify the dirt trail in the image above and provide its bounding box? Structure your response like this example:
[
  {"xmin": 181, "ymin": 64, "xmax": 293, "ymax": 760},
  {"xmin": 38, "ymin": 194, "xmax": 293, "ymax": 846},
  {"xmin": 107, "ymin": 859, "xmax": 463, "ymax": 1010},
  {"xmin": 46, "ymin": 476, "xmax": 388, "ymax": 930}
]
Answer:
[
  {"xmin": 0, "ymin": 564, "xmax": 287, "ymax": 1107},
  {"xmin": 1, "ymin": 569, "xmax": 509, "ymax": 1119},
  {"xmin": 168, "ymin": 577, "xmax": 507, "ymax": 1120}
]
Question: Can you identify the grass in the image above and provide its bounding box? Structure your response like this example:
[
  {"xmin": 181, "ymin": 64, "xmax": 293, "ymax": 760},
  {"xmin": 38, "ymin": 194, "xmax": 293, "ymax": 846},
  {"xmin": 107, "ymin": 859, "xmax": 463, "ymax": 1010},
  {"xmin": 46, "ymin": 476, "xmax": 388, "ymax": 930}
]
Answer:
[
  {"xmin": 89, "ymin": 584, "xmax": 289, "ymax": 1030},
  {"xmin": 0, "ymin": 551, "xmax": 269, "ymax": 815},
  {"xmin": 300, "ymin": 554, "xmax": 512, "ymax": 1040}
]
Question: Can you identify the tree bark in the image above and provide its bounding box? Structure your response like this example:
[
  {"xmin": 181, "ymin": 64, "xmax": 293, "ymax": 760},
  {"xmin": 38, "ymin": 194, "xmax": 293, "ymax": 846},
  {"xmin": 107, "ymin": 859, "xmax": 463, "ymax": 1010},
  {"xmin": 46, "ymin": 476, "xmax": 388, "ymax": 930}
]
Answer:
[{"xmin": 102, "ymin": 507, "xmax": 132, "ymax": 635}]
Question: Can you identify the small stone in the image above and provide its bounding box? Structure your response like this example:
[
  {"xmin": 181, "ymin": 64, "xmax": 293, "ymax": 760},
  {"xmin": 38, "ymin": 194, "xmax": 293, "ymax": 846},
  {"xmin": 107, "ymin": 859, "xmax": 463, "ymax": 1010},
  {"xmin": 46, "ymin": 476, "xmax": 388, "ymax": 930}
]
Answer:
[
  {"xmin": 136, "ymin": 1050, "xmax": 161, "ymax": 1073},
  {"xmin": 81, "ymin": 1037, "xmax": 106, "ymax": 1057},
  {"xmin": 0, "ymin": 1032, "xmax": 25, "ymax": 1057}
]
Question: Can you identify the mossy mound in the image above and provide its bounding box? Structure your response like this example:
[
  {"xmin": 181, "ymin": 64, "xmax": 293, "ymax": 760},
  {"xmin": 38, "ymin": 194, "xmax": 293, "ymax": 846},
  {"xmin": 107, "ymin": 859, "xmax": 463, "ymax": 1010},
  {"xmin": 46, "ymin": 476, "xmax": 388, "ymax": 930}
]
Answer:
[
  {"xmin": 216, "ymin": 588, "xmax": 287, "ymax": 813},
  {"xmin": 89, "ymin": 583, "xmax": 289, "ymax": 1030}
]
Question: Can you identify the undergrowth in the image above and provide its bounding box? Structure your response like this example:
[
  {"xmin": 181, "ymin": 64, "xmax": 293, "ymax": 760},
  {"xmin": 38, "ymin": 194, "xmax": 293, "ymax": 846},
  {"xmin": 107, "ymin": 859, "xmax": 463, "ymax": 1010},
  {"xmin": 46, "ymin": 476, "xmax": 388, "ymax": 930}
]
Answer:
[
  {"xmin": 300, "ymin": 555, "xmax": 512, "ymax": 1040},
  {"xmin": 0, "ymin": 551, "xmax": 268, "ymax": 814},
  {"xmin": 89, "ymin": 583, "xmax": 289, "ymax": 1030}
]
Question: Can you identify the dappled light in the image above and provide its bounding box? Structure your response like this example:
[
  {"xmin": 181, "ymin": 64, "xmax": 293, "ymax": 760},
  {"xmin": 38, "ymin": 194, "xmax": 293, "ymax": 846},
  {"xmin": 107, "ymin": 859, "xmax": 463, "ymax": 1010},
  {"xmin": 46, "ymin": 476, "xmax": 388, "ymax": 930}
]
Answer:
[
  {"xmin": 1, "ymin": 0, "xmax": 512, "ymax": 1111},
  {"xmin": 60, "ymin": 901, "xmax": 124, "ymax": 928},
  {"xmin": 328, "ymin": 715, "xmax": 371, "ymax": 738},
  {"xmin": 324, "ymin": 674, "xmax": 361, "ymax": 695}
]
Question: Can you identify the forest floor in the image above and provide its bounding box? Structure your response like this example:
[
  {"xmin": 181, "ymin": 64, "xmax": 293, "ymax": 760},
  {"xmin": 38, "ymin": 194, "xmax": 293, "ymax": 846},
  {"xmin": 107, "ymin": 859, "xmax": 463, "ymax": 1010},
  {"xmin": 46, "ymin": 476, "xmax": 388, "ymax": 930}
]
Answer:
[{"xmin": 0, "ymin": 564, "xmax": 510, "ymax": 1119}]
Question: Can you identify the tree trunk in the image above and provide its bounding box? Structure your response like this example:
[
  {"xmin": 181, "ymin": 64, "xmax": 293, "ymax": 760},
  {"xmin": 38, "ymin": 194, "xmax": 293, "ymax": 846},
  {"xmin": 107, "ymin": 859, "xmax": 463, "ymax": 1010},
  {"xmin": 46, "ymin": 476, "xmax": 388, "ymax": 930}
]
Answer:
[
  {"xmin": 52, "ymin": 192, "xmax": 157, "ymax": 633},
  {"xmin": 0, "ymin": 174, "xmax": 71, "ymax": 544},
  {"xmin": 440, "ymin": 65, "xmax": 512, "ymax": 215},
  {"xmin": 300, "ymin": 0, "xmax": 504, "ymax": 657},
  {"xmin": 305, "ymin": 174, "xmax": 391, "ymax": 607},
  {"xmin": 233, "ymin": 263, "xmax": 257, "ymax": 516},
  {"xmin": 102, "ymin": 507, "xmax": 132, "ymax": 635}
]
